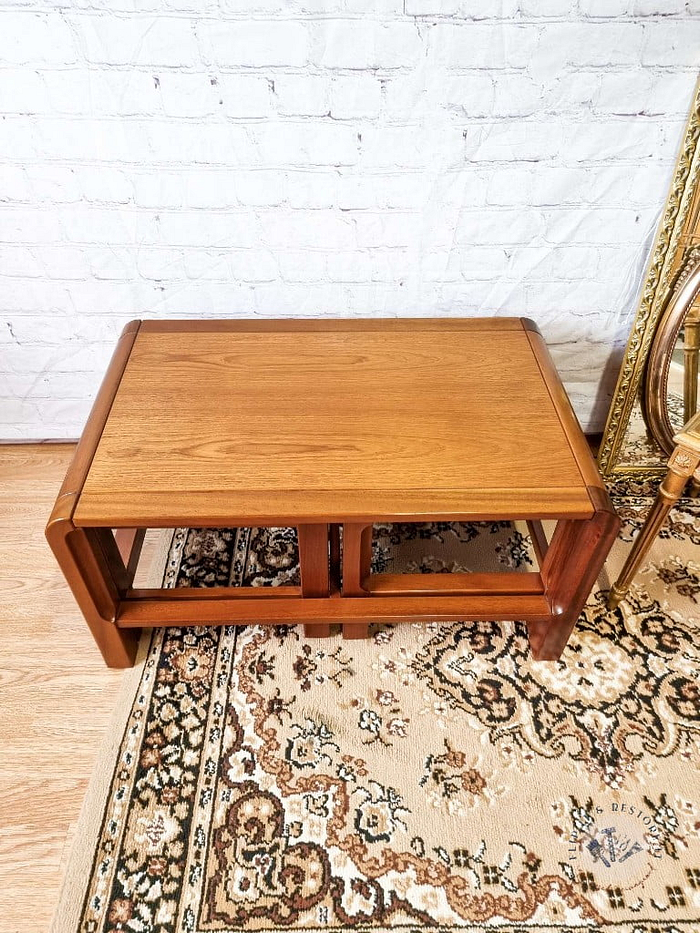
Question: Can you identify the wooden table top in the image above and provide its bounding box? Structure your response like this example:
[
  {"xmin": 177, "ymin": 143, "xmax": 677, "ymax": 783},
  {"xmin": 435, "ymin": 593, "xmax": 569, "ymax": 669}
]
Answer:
[{"xmin": 74, "ymin": 318, "xmax": 600, "ymax": 527}]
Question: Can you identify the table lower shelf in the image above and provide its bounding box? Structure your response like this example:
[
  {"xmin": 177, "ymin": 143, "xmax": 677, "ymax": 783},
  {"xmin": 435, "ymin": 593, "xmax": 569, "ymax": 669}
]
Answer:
[{"xmin": 47, "ymin": 506, "xmax": 619, "ymax": 668}]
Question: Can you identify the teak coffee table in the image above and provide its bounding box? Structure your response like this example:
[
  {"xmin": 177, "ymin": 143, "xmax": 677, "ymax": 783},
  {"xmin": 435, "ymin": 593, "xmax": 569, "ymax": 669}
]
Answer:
[{"xmin": 47, "ymin": 318, "xmax": 619, "ymax": 668}]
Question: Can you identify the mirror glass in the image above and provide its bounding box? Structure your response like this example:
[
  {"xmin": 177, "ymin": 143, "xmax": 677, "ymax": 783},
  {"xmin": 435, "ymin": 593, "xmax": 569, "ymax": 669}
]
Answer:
[{"xmin": 668, "ymin": 309, "xmax": 700, "ymax": 433}]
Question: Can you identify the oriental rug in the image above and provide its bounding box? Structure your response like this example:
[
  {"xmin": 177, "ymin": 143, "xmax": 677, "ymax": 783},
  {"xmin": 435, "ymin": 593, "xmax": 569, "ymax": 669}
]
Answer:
[{"xmin": 52, "ymin": 499, "xmax": 700, "ymax": 933}]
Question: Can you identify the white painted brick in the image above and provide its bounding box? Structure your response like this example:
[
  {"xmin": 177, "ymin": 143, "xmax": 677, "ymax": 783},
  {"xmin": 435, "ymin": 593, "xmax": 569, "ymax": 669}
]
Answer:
[
  {"xmin": 136, "ymin": 248, "xmax": 186, "ymax": 281},
  {"xmin": 417, "ymin": 249, "xmax": 462, "ymax": 282},
  {"xmin": 532, "ymin": 24, "xmax": 645, "ymax": 71},
  {"xmin": 0, "ymin": 370, "xmax": 98, "ymax": 400},
  {"xmin": 37, "ymin": 118, "xmax": 137, "ymax": 162},
  {"xmin": 564, "ymin": 119, "xmax": 665, "ymax": 162},
  {"xmin": 23, "ymin": 165, "xmax": 80, "ymax": 205},
  {"xmin": 632, "ymin": 0, "xmax": 689, "ymax": 13},
  {"xmin": 260, "ymin": 212, "xmax": 354, "ymax": 249},
  {"xmin": 80, "ymin": 16, "xmax": 199, "ymax": 67},
  {"xmin": 90, "ymin": 248, "xmax": 135, "ymax": 281},
  {"xmin": 326, "ymin": 251, "xmax": 376, "ymax": 283},
  {"xmin": 491, "ymin": 76, "xmax": 543, "ymax": 119},
  {"xmin": 68, "ymin": 281, "xmax": 150, "ymax": 314},
  {"xmin": 342, "ymin": 0, "xmax": 404, "ymax": 11},
  {"xmin": 146, "ymin": 122, "xmax": 257, "ymax": 165},
  {"xmin": 0, "ymin": 69, "xmax": 48, "ymax": 114},
  {"xmin": 0, "ymin": 246, "xmax": 42, "ymax": 277},
  {"xmin": 551, "ymin": 246, "xmax": 600, "ymax": 279},
  {"xmin": 440, "ymin": 74, "xmax": 496, "ymax": 119},
  {"xmin": 287, "ymin": 171, "xmax": 337, "ymax": 209},
  {"xmin": 330, "ymin": 76, "xmax": 381, "ymax": 119},
  {"xmin": 337, "ymin": 175, "xmax": 375, "ymax": 210},
  {"xmin": 275, "ymin": 76, "xmax": 329, "ymax": 117},
  {"xmin": 134, "ymin": 172, "xmax": 184, "ymax": 209},
  {"xmin": 316, "ymin": 21, "xmax": 423, "ymax": 70},
  {"xmin": 646, "ymin": 73, "xmax": 700, "ymax": 117},
  {"xmin": 519, "ymin": 0, "xmax": 576, "ymax": 15},
  {"xmin": 353, "ymin": 212, "xmax": 438, "ymax": 248},
  {"xmin": 0, "ymin": 165, "xmax": 31, "ymax": 202},
  {"xmin": 0, "ymin": 117, "xmax": 38, "ymax": 160},
  {"xmin": 542, "ymin": 73, "xmax": 600, "ymax": 111},
  {"xmin": 642, "ymin": 21, "xmax": 700, "ymax": 66},
  {"xmin": 202, "ymin": 21, "xmax": 309, "ymax": 68},
  {"xmin": 235, "ymin": 170, "xmax": 286, "ymax": 207},
  {"xmin": 0, "ymin": 279, "xmax": 73, "ymax": 314},
  {"xmin": 595, "ymin": 71, "xmax": 654, "ymax": 115},
  {"xmin": 377, "ymin": 173, "xmax": 436, "ymax": 209},
  {"xmin": 61, "ymin": 206, "xmax": 154, "ymax": 245},
  {"xmin": 405, "ymin": 0, "xmax": 519, "ymax": 16},
  {"xmin": 182, "ymin": 250, "xmax": 230, "ymax": 281},
  {"xmin": 155, "ymin": 211, "xmax": 260, "ymax": 248},
  {"xmin": 219, "ymin": 0, "xmax": 287, "ymax": 11},
  {"xmin": 40, "ymin": 70, "xmax": 162, "ymax": 118},
  {"xmin": 158, "ymin": 73, "xmax": 220, "ymax": 118},
  {"xmin": 79, "ymin": 166, "xmax": 133, "ymax": 204},
  {"xmin": 252, "ymin": 123, "xmax": 359, "ymax": 167},
  {"xmin": 542, "ymin": 207, "xmax": 648, "ymax": 245},
  {"xmin": 186, "ymin": 172, "xmax": 237, "ymax": 209},
  {"xmin": 455, "ymin": 209, "xmax": 544, "ymax": 245},
  {"xmin": 38, "ymin": 246, "xmax": 93, "ymax": 280},
  {"xmin": 578, "ymin": 0, "xmax": 630, "ymax": 15},
  {"xmin": 360, "ymin": 125, "xmax": 462, "ymax": 168},
  {"xmin": 278, "ymin": 249, "xmax": 326, "ymax": 282},
  {"xmin": 1, "ymin": 5, "xmax": 699, "ymax": 439},
  {"xmin": 0, "ymin": 13, "xmax": 77, "ymax": 65},
  {"xmin": 466, "ymin": 122, "xmax": 562, "ymax": 162},
  {"xmin": 228, "ymin": 251, "xmax": 278, "ymax": 282},
  {"xmin": 0, "ymin": 209, "xmax": 63, "ymax": 244},
  {"xmin": 429, "ymin": 24, "xmax": 539, "ymax": 69},
  {"xmin": 531, "ymin": 168, "xmax": 593, "ymax": 206},
  {"xmin": 218, "ymin": 75, "xmax": 272, "ymax": 118}
]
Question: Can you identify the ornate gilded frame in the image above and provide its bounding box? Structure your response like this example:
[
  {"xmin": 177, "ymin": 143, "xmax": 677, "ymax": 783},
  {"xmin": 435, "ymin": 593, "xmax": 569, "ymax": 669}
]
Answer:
[
  {"xmin": 642, "ymin": 245, "xmax": 700, "ymax": 456},
  {"xmin": 597, "ymin": 79, "xmax": 700, "ymax": 479}
]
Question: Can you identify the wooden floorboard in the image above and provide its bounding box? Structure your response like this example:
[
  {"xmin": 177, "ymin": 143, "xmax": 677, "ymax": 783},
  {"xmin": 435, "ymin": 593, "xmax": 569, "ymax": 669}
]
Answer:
[{"xmin": 0, "ymin": 444, "xmax": 124, "ymax": 933}]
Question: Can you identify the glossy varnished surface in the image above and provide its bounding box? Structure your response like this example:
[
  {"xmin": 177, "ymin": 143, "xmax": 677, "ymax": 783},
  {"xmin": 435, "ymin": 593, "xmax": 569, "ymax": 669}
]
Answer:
[{"xmin": 75, "ymin": 319, "xmax": 595, "ymax": 526}]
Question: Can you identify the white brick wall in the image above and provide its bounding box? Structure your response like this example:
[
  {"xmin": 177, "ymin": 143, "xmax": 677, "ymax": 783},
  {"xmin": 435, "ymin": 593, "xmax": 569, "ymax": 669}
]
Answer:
[{"xmin": 0, "ymin": 1, "xmax": 699, "ymax": 439}]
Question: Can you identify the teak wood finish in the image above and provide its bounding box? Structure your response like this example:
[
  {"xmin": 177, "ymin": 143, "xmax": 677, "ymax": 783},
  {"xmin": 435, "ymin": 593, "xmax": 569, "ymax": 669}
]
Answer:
[{"xmin": 47, "ymin": 318, "xmax": 619, "ymax": 667}]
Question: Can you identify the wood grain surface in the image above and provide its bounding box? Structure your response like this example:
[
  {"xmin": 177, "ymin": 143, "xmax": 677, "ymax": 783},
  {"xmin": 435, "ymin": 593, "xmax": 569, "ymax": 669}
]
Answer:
[
  {"xmin": 74, "ymin": 318, "xmax": 595, "ymax": 526},
  {"xmin": 0, "ymin": 444, "xmax": 124, "ymax": 932}
]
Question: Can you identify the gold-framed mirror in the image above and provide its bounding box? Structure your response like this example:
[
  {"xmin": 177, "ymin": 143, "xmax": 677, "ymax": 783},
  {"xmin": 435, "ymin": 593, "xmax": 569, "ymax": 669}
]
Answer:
[
  {"xmin": 597, "ymin": 79, "xmax": 700, "ymax": 483},
  {"xmin": 642, "ymin": 244, "xmax": 700, "ymax": 456}
]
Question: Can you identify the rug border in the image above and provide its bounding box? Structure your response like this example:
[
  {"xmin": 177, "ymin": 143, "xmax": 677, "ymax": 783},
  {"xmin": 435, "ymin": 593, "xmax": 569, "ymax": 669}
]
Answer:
[{"xmin": 49, "ymin": 530, "xmax": 175, "ymax": 933}]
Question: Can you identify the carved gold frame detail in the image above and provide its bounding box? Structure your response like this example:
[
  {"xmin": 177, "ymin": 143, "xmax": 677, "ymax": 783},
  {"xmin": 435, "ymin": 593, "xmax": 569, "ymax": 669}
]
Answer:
[{"xmin": 598, "ymin": 78, "xmax": 700, "ymax": 478}]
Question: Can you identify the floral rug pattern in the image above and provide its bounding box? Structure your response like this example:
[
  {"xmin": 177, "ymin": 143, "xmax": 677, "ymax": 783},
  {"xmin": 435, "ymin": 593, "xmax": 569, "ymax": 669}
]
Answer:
[{"xmin": 66, "ymin": 501, "xmax": 700, "ymax": 933}]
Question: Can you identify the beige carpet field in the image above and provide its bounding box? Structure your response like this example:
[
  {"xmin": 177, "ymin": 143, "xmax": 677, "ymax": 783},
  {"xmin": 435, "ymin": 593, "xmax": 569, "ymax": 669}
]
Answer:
[{"xmin": 53, "ymin": 496, "xmax": 700, "ymax": 933}]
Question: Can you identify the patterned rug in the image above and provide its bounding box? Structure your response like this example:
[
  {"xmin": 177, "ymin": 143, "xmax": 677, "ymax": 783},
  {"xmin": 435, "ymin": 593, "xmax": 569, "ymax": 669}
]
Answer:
[{"xmin": 52, "ymin": 496, "xmax": 700, "ymax": 933}]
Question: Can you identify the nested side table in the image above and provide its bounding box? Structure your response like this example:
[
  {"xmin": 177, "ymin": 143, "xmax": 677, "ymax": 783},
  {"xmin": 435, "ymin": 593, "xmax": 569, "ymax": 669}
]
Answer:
[{"xmin": 47, "ymin": 318, "xmax": 619, "ymax": 668}]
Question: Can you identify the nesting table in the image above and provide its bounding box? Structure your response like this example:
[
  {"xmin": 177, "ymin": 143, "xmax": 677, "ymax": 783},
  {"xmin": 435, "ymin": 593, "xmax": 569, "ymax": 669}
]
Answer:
[{"xmin": 47, "ymin": 318, "xmax": 619, "ymax": 668}]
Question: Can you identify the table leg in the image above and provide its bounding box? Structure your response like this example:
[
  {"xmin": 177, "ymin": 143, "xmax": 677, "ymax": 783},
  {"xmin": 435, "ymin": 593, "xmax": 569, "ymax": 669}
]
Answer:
[
  {"xmin": 46, "ymin": 517, "xmax": 140, "ymax": 668},
  {"xmin": 608, "ymin": 447, "xmax": 699, "ymax": 610},
  {"xmin": 531, "ymin": 488, "xmax": 619, "ymax": 661},
  {"xmin": 298, "ymin": 523, "xmax": 331, "ymax": 638},
  {"xmin": 342, "ymin": 522, "xmax": 373, "ymax": 639}
]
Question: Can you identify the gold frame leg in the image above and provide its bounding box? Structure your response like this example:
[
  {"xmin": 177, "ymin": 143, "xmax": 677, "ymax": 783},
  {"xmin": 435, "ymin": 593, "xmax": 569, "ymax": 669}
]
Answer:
[{"xmin": 608, "ymin": 416, "xmax": 700, "ymax": 609}]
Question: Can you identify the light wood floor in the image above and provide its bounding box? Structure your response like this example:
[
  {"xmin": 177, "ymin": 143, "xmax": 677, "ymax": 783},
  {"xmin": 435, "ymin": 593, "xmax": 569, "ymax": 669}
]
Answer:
[{"xmin": 0, "ymin": 444, "xmax": 125, "ymax": 932}]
